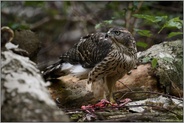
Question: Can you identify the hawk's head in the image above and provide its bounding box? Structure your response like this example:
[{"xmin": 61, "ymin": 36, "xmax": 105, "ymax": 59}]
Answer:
[{"xmin": 106, "ymin": 27, "xmax": 136, "ymax": 52}]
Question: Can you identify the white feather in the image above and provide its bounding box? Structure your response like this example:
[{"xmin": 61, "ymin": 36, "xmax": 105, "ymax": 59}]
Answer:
[
  {"xmin": 61, "ymin": 63, "xmax": 91, "ymax": 78},
  {"xmin": 61, "ymin": 63, "xmax": 73, "ymax": 70},
  {"xmin": 61, "ymin": 63, "xmax": 92, "ymax": 91},
  {"xmin": 70, "ymin": 64, "xmax": 89, "ymax": 73}
]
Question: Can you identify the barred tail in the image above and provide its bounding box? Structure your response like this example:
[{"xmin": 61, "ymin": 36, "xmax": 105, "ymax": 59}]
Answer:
[
  {"xmin": 43, "ymin": 60, "xmax": 65, "ymax": 80},
  {"xmin": 43, "ymin": 60, "xmax": 90, "ymax": 80}
]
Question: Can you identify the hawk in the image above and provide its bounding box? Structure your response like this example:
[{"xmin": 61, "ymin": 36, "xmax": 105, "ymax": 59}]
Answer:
[{"xmin": 43, "ymin": 27, "xmax": 137, "ymax": 102}]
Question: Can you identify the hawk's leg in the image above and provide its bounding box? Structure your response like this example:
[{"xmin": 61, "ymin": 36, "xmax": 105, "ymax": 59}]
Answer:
[
  {"xmin": 105, "ymin": 76, "xmax": 116, "ymax": 102},
  {"xmin": 87, "ymin": 62, "xmax": 108, "ymax": 100},
  {"xmin": 91, "ymin": 79, "xmax": 107, "ymax": 100}
]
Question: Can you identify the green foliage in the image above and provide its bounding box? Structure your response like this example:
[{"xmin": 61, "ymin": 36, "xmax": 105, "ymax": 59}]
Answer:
[
  {"xmin": 24, "ymin": 1, "xmax": 45, "ymax": 7},
  {"xmin": 113, "ymin": 11, "xmax": 126, "ymax": 19},
  {"xmin": 141, "ymin": 57, "xmax": 158, "ymax": 68},
  {"xmin": 167, "ymin": 32, "xmax": 183, "ymax": 38},
  {"xmin": 96, "ymin": 2, "xmax": 183, "ymax": 49},
  {"xmin": 95, "ymin": 20, "xmax": 113, "ymax": 29},
  {"xmin": 151, "ymin": 58, "xmax": 158, "ymax": 68},
  {"xmin": 159, "ymin": 17, "xmax": 183, "ymax": 33},
  {"xmin": 133, "ymin": 14, "xmax": 167, "ymax": 23},
  {"xmin": 133, "ymin": 14, "xmax": 183, "ymax": 42},
  {"xmin": 134, "ymin": 28, "xmax": 151, "ymax": 49},
  {"xmin": 136, "ymin": 41, "xmax": 148, "ymax": 48},
  {"xmin": 8, "ymin": 23, "xmax": 30, "ymax": 30},
  {"xmin": 134, "ymin": 29, "xmax": 152, "ymax": 37},
  {"xmin": 70, "ymin": 113, "xmax": 82, "ymax": 121},
  {"xmin": 46, "ymin": 9, "xmax": 59, "ymax": 16}
]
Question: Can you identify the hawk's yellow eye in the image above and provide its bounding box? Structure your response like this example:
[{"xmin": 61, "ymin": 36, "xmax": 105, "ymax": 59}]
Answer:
[{"xmin": 114, "ymin": 31, "xmax": 120, "ymax": 36}]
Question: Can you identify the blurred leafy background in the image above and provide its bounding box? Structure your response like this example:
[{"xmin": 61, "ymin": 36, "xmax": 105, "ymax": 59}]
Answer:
[{"xmin": 1, "ymin": 1, "xmax": 183, "ymax": 69}]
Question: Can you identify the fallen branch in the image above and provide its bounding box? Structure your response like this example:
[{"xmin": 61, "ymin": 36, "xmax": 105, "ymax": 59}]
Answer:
[{"xmin": 113, "ymin": 90, "xmax": 183, "ymax": 101}]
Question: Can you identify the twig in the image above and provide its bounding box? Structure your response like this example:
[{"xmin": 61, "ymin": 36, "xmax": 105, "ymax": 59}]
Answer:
[
  {"xmin": 131, "ymin": 1, "xmax": 143, "ymax": 35},
  {"xmin": 30, "ymin": 15, "xmax": 66, "ymax": 30},
  {"xmin": 125, "ymin": 1, "xmax": 144, "ymax": 30},
  {"xmin": 118, "ymin": 80, "xmax": 133, "ymax": 92}
]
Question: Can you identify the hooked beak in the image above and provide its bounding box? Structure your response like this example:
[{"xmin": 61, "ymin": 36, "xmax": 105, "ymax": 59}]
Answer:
[
  {"xmin": 105, "ymin": 30, "xmax": 111, "ymax": 38},
  {"xmin": 105, "ymin": 33, "xmax": 108, "ymax": 38}
]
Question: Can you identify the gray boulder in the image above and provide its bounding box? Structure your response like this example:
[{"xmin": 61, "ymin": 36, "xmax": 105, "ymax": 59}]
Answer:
[
  {"xmin": 138, "ymin": 40, "xmax": 183, "ymax": 97},
  {"xmin": 1, "ymin": 50, "xmax": 69, "ymax": 122}
]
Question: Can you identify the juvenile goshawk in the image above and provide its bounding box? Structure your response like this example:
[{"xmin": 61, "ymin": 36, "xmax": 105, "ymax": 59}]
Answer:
[{"xmin": 43, "ymin": 27, "xmax": 137, "ymax": 102}]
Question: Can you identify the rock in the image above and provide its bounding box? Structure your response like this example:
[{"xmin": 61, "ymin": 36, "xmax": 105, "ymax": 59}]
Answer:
[
  {"xmin": 1, "ymin": 50, "xmax": 69, "ymax": 122},
  {"xmin": 12, "ymin": 30, "xmax": 41, "ymax": 62},
  {"xmin": 138, "ymin": 40, "xmax": 183, "ymax": 97}
]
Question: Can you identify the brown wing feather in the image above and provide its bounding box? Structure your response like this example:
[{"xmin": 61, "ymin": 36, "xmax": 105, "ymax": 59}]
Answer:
[
  {"xmin": 43, "ymin": 32, "xmax": 112, "ymax": 79},
  {"xmin": 61, "ymin": 33, "xmax": 112, "ymax": 68}
]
